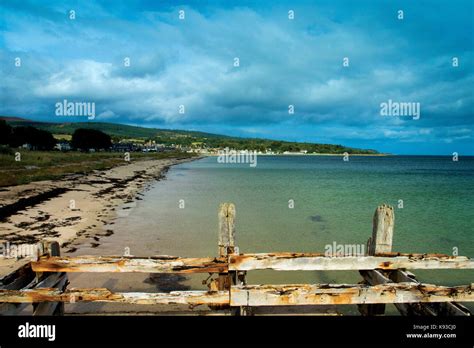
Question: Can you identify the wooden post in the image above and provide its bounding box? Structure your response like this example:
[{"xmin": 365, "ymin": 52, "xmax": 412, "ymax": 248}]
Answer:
[
  {"xmin": 218, "ymin": 202, "xmax": 235, "ymax": 256},
  {"xmin": 369, "ymin": 204, "xmax": 394, "ymax": 255},
  {"xmin": 217, "ymin": 203, "xmax": 250, "ymax": 315},
  {"xmin": 359, "ymin": 204, "xmax": 394, "ymax": 316},
  {"xmin": 211, "ymin": 203, "xmax": 236, "ymax": 311},
  {"xmin": 33, "ymin": 241, "xmax": 68, "ymax": 315},
  {"xmin": 218, "ymin": 203, "xmax": 235, "ymax": 289}
]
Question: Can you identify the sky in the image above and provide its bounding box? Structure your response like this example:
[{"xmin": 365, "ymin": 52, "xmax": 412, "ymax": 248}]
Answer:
[{"xmin": 0, "ymin": 0, "xmax": 473, "ymax": 155}]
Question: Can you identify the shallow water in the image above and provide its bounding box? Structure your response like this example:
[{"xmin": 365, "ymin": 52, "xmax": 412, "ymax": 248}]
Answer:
[{"xmin": 72, "ymin": 155, "xmax": 474, "ymax": 314}]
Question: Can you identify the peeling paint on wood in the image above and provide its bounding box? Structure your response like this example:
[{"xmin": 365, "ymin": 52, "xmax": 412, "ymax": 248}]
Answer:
[
  {"xmin": 229, "ymin": 253, "xmax": 474, "ymax": 271},
  {"xmin": 388, "ymin": 270, "xmax": 471, "ymax": 316},
  {"xmin": 360, "ymin": 269, "xmax": 435, "ymax": 315},
  {"xmin": 230, "ymin": 283, "xmax": 474, "ymax": 306},
  {"xmin": 32, "ymin": 256, "xmax": 228, "ymax": 274},
  {"xmin": 0, "ymin": 288, "xmax": 229, "ymax": 306},
  {"xmin": 218, "ymin": 203, "xmax": 236, "ymax": 256}
]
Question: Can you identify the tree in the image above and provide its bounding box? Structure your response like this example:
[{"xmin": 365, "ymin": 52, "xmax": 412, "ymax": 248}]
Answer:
[
  {"xmin": 0, "ymin": 120, "xmax": 12, "ymax": 145},
  {"xmin": 71, "ymin": 128, "xmax": 112, "ymax": 151},
  {"xmin": 9, "ymin": 126, "xmax": 56, "ymax": 150}
]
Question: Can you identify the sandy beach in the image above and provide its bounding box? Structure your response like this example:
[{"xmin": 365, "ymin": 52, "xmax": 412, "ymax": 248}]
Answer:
[{"xmin": 0, "ymin": 156, "xmax": 199, "ymax": 278}]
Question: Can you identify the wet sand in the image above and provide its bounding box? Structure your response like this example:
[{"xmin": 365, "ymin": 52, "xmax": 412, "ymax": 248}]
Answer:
[{"xmin": 0, "ymin": 156, "xmax": 198, "ymax": 278}]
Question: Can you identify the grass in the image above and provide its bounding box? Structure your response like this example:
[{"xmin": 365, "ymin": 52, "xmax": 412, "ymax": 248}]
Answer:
[
  {"xmin": 0, "ymin": 150, "xmax": 196, "ymax": 187},
  {"xmin": 53, "ymin": 134, "xmax": 72, "ymax": 140}
]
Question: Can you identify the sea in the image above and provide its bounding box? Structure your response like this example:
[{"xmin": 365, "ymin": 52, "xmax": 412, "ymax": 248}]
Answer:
[{"xmin": 80, "ymin": 155, "xmax": 474, "ymax": 314}]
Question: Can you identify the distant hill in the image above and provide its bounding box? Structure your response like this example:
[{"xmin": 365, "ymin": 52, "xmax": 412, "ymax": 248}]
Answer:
[
  {"xmin": 0, "ymin": 116, "xmax": 379, "ymax": 154},
  {"xmin": 0, "ymin": 116, "xmax": 30, "ymax": 122},
  {"xmin": 1, "ymin": 117, "xmax": 221, "ymax": 139}
]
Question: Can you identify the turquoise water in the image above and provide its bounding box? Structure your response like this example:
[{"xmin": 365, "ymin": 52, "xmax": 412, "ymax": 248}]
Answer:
[{"xmin": 111, "ymin": 155, "xmax": 474, "ymax": 312}]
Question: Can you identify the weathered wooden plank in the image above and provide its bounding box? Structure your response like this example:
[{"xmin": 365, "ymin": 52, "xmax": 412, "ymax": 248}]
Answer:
[
  {"xmin": 360, "ymin": 269, "xmax": 437, "ymax": 315},
  {"xmin": 230, "ymin": 283, "xmax": 474, "ymax": 306},
  {"xmin": 33, "ymin": 272, "xmax": 66, "ymax": 289},
  {"xmin": 0, "ymin": 278, "xmax": 37, "ymax": 315},
  {"xmin": 360, "ymin": 269, "xmax": 391, "ymax": 286},
  {"xmin": 0, "ymin": 263, "xmax": 36, "ymax": 315},
  {"xmin": 0, "ymin": 288, "xmax": 229, "ymax": 306},
  {"xmin": 31, "ymin": 253, "xmax": 474, "ymax": 273},
  {"xmin": 214, "ymin": 203, "xmax": 236, "ymax": 311},
  {"xmin": 33, "ymin": 240, "xmax": 66, "ymax": 316},
  {"xmin": 388, "ymin": 270, "xmax": 471, "ymax": 316},
  {"xmin": 33, "ymin": 274, "xmax": 69, "ymax": 316},
  {"xmin": 68, "ymin": 309, "xmax": 233, "ymax": 316},
  {"xmin": 360, "ymin": 205, "xmax": 395, "ymax": 315},
  {"xmin": 32, "ymin": 255, "xmax": 228, "ymax": 274},
  {"xmin": 357, "ymin": 270, "xmax": 392, "ymax": 316},
  {"xmin": 218, "ymin": 203, "xmax": 236, "ymax": 255},
  {"xmin": 229, "ymin": 253, "xmax": 474, "ymax": 271},
  {"xmin": 1, "ymin": 272, "xmax": 68, "ymax": 315},
  {"xmin": 369, "ymin": 204, "xmax": 394, "ymax": 255},
  {"xmin": 0, "ymin": 263, "xmax": 35, "ymax": 290}
]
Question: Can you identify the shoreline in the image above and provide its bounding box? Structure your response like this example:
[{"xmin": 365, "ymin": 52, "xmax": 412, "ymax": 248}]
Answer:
[
  {"xmin": 204, "ymin": 153, "xmax": 391, "ymax": 156},
  {"xmin": 0, "ymin": 155, "xmax": 202, "ymax": 277}
]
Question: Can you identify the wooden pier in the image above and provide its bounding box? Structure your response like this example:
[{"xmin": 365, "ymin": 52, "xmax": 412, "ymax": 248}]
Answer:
[{"xmin": 0, "ymin": 203, "xmax": 472, "ymax": 315}]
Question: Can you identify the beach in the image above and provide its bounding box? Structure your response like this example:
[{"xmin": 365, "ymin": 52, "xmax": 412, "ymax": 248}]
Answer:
[
  {"xmin": 0, "ymin": 155, "xmax": 199, "ymax": 278},
  {"xmin": 1, "ymin": 155, "xmax": 472, "ymax": 315}
]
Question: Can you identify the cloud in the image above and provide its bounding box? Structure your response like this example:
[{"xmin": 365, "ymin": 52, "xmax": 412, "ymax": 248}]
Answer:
[{"xmin": 0, "ymin": 0, "xmax": 472, "ymax": 154}]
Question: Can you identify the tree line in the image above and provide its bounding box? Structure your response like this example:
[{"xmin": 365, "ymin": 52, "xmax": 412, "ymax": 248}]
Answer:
[{"xmin": 0, "ymin": 120, "xmax": 111, "ymax": 151}]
